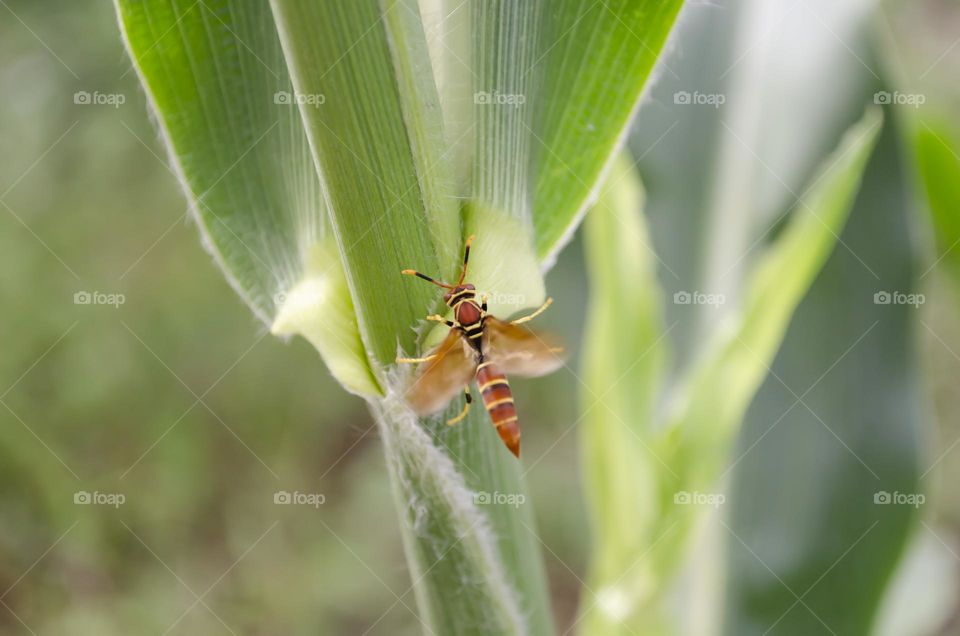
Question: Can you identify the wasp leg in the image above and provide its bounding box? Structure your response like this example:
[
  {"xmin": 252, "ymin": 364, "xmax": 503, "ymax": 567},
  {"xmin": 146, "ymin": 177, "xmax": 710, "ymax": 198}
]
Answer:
[
  {"xmin": 396, "ymin": 353, "xmax": 438, "ymax": 364},
  {"xmin": 426, "ymin": 314, "xmax": 458, "ymax": 329},
  {"xmin": 447, "ymin": 387, "xmax": 472, "ymax": 425},
  {"xmin": 480, "ymin": 294, "xmax": 488, "ymax": 314},
  {"xmin": 511, "ymin": 297, "xmax": 553, "ymax": 324}
]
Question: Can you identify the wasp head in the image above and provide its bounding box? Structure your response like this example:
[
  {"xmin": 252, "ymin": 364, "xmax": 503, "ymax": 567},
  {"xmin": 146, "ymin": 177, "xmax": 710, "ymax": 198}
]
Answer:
[{"xmin": 443, "ymin": 283, "xmax": 476, "ymax": 307}]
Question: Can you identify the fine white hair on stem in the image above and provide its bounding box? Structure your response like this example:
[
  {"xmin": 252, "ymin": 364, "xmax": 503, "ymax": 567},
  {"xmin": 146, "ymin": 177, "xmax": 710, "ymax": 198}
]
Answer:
[{"xmin": 374, "ymin": 371, "xmax": 527, "ymax": 635}]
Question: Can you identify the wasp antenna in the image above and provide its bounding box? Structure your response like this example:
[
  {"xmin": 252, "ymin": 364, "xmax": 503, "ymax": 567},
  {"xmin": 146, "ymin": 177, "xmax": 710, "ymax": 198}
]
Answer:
[
  {"xmin": 458, "ymin": 235, "xmax": 476, "ymax": 285},
  {"xmin": 401, "ymin": 269, "xmax": 453, "ymax": 289}
]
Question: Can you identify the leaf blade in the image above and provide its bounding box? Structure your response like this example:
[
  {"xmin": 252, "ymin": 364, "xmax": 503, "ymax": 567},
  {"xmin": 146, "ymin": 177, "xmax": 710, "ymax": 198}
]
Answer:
[
  {"xmin": 532, "ymin": 0, "xmax": 685, "ymax": 264},
  {"xmin": 578, "ymin": 154, "xmax": 670, "ymax": 634},
  {"xmin": 723, "ymin": 110, "xmax": 922, "ymax": 636},
  {"xmin": 114, "ymin": 0, "xmax": 379, "ymax": 394},
  {"xmin": 670, "ymin": 109, "xmax": 884, "ymax": 487}
]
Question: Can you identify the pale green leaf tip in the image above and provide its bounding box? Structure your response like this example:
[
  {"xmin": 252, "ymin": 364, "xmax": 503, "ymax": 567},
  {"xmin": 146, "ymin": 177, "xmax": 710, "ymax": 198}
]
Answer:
[
  {"xmin": 271, "ymin": 239, "xmax": 382, "ymax": 397},
  {"xmin": 465, "ymin": 204, "xmax": 546, "ymax": 317},
  {"xmin": 419, "ymin": 205, "xmax": 546, "ymax": 350}
]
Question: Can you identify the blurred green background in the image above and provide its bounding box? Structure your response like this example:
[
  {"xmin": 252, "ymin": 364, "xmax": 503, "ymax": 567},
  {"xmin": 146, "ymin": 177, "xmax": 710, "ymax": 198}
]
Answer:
[{"xmin": 1, "ymin": 1, "xmax": 959, "ymax": 635}]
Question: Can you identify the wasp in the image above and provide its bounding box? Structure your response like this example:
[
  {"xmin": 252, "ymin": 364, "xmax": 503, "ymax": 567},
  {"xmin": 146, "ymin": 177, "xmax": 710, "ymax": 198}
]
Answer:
[{"xmin": 397, "ymin": 236, "xmax": 564, "ymax": 457}]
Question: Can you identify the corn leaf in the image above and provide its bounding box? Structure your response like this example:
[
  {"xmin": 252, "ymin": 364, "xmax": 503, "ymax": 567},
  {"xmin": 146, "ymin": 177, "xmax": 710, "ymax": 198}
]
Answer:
[
  {"xmin": 268, "ymin": 0, "xmax": 456, "ymax": 369},
  {"xmin": 578, "ymin": 109, "xmax": 881, "ymax": 635},
  {"xmin": 629, "ymin": 5, "xmax": 925, "ymax": 632},
  {"xmin": 915, "ymin": 122, "xmax": 960, "ymax": 286},
  {"xmin": 724, "ymin": 111, "xmax": 922, "ymax": 636},
  {"xmin": 117, "ymin": 1, "xmax": 687, "ymax": 633},
  {"xmin": 114, "ymin": 0, "xmax": 378, "ymax": 395},
  {"xmin": 579, "ymin": 154, "xmax": 670, "ymax": 634},
  {"xmin": 266, "ymin": 2, "xmax": 555, "ymax": 632},
  {"xmin": 532, "ymin": 0, "xmax": 684, "ymax": 264},
  {"xmin": 631, "ymin": 0, "xmax": 879, "ymax": 366},
  {"xmin": 668, "ymin": 109, "xmax": 883, "ymax": 483}
]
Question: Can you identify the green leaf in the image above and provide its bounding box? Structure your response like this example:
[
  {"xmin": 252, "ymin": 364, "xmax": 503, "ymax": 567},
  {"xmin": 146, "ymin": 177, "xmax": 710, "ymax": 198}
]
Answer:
[
  {"xmin": 628, "ymin": 5, "xmax": 928, "ymax": 633},
  {"xmin": 266, "ymin": 2, "xmax": 555, "ymax": 633},
  {"xmin": 471, "ymin": 1, "xmax": 540, "ymax": 223},
  {"xmin": 579, "ymin": 154, "xmax": 670, "ymax": 634},
  {"xmin": 914, "ymin": 121, "xmax": 960, "ymax": 285},
  {"xmin": 114, "ymin": 0, "xmax": 378, "ymax": 395},
  {"xmin": 463, "ymin": 1, "xmax": 548, "ymax": 319},
  {"xmin": 577, "ymin": 109, "xmax": 882, "ymax": 635},
  {"xmin": 723, "ymin": 111, "xmax": 922, "ymax": 636},
  {"xmin": 532, "ymin": 0, "xmax": 684, "ymax": 264},
  {"xmin": 668, "ymin": 108, "xmax": 882, "ymax": 496},
  {"xmin": 268, "ymin": 0, "xmax": 453, "ymax": 370},
  {"xmin": 630, "ymin": 0, "xmax": 879, "ymax": 367},
  {"xmin": 116, "ymin": 1, "xmax": 687, "ymax": 633}
]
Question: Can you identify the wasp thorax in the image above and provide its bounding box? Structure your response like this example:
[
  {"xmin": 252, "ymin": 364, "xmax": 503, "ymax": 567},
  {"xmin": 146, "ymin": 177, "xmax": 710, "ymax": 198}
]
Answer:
[{"xmin": 444, "ymin": 284, "xmax": 476, "ymax": 306}]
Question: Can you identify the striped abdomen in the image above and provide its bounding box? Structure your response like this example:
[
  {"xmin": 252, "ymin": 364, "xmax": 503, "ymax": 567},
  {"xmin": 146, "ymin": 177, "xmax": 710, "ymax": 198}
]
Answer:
[{"xmin": 476, "ymin": 360, "xmax": 520, "ymax": 457}]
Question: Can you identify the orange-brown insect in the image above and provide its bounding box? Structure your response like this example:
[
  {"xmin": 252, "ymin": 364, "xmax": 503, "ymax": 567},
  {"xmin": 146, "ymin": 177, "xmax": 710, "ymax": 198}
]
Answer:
[{"xmin": 397, "ymin": 236, "xmax": 564, "ymax": 457}]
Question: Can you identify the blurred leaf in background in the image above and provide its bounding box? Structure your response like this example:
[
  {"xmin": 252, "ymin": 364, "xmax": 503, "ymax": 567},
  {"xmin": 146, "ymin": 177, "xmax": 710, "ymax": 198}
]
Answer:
[
  {"xmin": 579, "ymin": 104, "xmax": 883, "ymax": 634},
  {"xmin": 879, "ymin": 2, "xmax": 960, "ymax": 633},
  {"xmin": 628, "ymin": 0, "xmax": 931, "ymax": 634},
  {"xmin": 724, "ymin": 113, "xmax": 922, "ymax": 636}
]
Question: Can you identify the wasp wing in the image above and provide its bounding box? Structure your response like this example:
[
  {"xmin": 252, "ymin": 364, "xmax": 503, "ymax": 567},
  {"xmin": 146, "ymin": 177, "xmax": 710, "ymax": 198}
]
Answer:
[
  {"xmin": 483, "ymin": 317, "xmax": 566, "ymax": 377},
  {"xmin": 406, "ymin": 329, "xmax": 477, "ymax": 415}
]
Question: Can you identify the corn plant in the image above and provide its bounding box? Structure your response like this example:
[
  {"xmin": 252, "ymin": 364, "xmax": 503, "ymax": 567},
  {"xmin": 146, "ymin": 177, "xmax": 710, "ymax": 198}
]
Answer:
[
  {"xmin": 113, "ymin": 0, "xmax": 888, "ymax": 634},
  {"xmin": 114, "ymin": 1, "xmax": 683, "ymax": 633}
]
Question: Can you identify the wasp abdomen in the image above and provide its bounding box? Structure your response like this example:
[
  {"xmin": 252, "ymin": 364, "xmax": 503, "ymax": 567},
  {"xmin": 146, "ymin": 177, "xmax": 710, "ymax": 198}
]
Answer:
[{"xmin": 476, "ymin": 361, "xmax": 520, "ymax": 457}]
